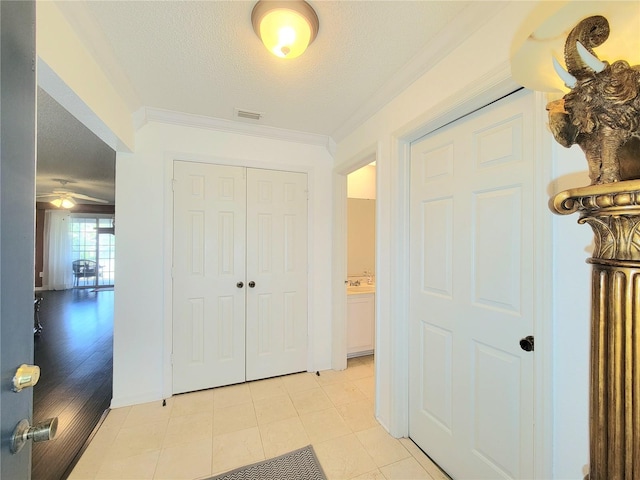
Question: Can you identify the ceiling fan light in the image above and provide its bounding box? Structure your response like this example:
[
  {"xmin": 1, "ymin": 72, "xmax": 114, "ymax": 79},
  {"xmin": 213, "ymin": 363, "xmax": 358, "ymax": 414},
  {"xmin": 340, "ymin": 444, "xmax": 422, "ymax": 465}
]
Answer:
[
  {"xmin": 252, "ymin": 1, "xmax": 319, "ymax": 59},
  {"xmin": 50, "ymin": 196, "xmax": 75, "ymax": 209},
  {"xmin": 61, "ymin": 198, "xmax": 76, "ymax": 209}
]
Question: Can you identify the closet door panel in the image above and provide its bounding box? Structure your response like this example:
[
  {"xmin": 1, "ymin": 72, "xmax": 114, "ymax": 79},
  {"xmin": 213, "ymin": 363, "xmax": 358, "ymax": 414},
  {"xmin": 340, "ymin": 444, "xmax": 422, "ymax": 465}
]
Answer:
[
  {"xmin": 245, "ymin": 169, "xmax": 308, "ymax": 380},
  {"xmin": 172, "ymin": 161, "xmax": 246, "ymax": 393}
]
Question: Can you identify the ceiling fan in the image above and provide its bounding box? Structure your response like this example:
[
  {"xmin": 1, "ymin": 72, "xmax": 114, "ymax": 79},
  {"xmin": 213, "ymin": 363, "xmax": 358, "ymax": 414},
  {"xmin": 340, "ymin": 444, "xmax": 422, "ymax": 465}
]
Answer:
[{"xmin": 37, "ymin": 179, "xmax": 109, "ymax": 208}]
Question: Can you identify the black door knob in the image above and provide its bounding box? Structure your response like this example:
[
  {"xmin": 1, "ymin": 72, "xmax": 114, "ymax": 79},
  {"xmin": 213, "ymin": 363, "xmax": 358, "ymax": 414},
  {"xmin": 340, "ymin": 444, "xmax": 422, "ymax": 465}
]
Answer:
[
  {"xmin": 248, "ymin": 281, "xmax": 256, "ymax": 288},
  {"xmin": 519, "ymin": 336, "xmax": 534, "ymax": 352},
  {"xmin": 236, "ymin": 282, "xmax": 244, "ymax": 288}
]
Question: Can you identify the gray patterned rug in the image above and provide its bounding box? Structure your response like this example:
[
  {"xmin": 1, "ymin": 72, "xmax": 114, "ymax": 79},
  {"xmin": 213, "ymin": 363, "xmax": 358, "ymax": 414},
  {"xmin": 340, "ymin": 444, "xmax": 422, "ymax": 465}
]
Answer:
[{"xmin": 208, "ymin": 445, "xmax": 326, "ymax": 480}]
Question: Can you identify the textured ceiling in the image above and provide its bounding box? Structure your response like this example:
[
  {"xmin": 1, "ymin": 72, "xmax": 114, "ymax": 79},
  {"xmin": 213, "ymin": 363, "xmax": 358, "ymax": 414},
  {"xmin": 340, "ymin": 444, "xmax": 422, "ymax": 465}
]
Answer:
[
  {"xmin": 37, "ymin": 88, "xmax": 116, "ymax": 204},
  {"xmin": 38, "ymin": 0, "xmax": 508, "ymax": 205},
  {"xmin": 56, "ymin": 0, "xmax": 496, "ymax": 136}
]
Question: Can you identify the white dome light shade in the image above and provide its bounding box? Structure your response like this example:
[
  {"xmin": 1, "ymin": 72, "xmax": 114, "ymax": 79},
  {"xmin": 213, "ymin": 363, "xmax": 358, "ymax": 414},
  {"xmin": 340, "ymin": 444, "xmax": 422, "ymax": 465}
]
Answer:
[{"xmin": 252, "ymin": 1, "xmax": 319, "ymax": 59}]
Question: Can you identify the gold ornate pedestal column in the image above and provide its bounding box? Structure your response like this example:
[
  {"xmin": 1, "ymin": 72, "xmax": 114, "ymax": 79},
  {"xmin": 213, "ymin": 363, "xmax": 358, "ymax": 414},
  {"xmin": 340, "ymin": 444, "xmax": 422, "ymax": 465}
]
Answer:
[{"xmin": 553, "ymin": 179, "xmax": 640, "ymax": 480}]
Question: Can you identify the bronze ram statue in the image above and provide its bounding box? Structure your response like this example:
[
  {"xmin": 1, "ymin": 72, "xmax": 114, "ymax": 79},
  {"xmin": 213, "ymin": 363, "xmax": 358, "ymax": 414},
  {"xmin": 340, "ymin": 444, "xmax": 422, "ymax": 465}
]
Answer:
[{"xmin": 547, "ymin": 15, "xmax": 640, "ymax": 184}]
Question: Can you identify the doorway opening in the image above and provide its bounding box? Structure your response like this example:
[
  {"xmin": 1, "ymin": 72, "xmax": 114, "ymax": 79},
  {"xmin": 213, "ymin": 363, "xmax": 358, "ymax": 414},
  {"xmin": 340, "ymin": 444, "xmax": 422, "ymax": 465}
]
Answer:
[
  {"xmin": 34, "ymin": 87, "xmax": 116, "ymax": 478},
  {"xmin": 345, "ymin": 161, "xmax": 376, "ymax": 361}
]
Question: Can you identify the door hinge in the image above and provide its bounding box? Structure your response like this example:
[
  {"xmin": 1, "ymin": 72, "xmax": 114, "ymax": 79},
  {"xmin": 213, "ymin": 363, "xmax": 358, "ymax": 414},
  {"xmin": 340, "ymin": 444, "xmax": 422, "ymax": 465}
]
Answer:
[
  {"xmin": 170, "ymin": 353, "xmax": 174, "ymax": 365},
  {"xmin": 171, "ymin": 179, "xmax": 177, "ymax": 191}
]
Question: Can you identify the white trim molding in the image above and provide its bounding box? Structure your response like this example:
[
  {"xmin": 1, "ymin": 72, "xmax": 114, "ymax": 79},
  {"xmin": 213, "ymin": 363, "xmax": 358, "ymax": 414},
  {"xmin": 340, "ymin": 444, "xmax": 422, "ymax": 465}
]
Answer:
[{"xmin": 134, "ymin": 106, "xmax": 337, "ymax": 156}]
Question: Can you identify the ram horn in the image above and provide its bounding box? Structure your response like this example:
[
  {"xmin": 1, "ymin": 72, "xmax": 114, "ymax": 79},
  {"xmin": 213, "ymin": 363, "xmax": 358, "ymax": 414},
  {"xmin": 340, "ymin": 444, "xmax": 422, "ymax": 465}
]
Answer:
[
  {"xmin": 576, "ymin": 41, "xmax": 606, "ymax": 73},
  {"xmin": 553, "ymin": 57, "xmax": 577, "ymax": 88}
]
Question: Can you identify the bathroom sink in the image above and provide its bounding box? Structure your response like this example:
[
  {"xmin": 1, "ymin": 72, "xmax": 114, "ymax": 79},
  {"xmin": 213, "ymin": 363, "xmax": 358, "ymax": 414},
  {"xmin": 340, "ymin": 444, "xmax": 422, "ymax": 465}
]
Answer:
[{"xmin": 347, "ymin": 285, "xmax": 376, "ymax": 294}]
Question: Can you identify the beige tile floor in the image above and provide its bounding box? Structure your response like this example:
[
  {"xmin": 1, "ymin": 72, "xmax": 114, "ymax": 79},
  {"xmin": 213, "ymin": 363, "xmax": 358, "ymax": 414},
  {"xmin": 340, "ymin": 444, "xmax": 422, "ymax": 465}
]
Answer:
[{"xmin": 69, "ymin": 356, "xmax": 449, "ymax": 480}]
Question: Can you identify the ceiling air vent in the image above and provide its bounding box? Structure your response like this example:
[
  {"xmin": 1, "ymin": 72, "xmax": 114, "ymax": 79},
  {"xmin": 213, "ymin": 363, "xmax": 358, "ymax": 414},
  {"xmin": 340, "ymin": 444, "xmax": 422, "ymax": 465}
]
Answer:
[{"xmin": 234, "ymin": 108, "xmax": 263, "ymax": 122}]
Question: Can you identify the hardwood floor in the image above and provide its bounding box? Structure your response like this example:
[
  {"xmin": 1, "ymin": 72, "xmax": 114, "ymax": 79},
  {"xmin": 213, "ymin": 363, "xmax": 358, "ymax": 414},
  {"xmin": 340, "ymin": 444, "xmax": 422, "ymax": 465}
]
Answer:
[{"xmin": 33, "ymin": 288, "xmax": 113, "ymax": 480}]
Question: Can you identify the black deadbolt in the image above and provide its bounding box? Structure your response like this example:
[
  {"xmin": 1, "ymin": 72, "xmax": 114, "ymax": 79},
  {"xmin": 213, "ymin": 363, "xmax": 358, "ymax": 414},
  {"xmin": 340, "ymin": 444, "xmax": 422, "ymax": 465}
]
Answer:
[
  {"xmin": 236, "ymin": 282, "xmax": 244, "ymax": 288},
  {"xmin": 248, "ymin": 281, "xmax": 256, "ymax": 288}
]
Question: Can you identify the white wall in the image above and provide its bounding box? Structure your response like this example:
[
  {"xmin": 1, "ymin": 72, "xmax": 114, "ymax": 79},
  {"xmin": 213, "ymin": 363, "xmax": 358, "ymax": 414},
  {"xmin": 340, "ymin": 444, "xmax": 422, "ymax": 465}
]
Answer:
[
  {"xmin": 550, "ymin": 142, "xmax": 592, "ymax": 479},
  {"xmin": 335, "ymin": 0, "xmax": 536, "ymax": 438},
  {"xmin": 37, "ymin": 2, "xmax": 134, "ymax": 152},
  {"xmin": 334, "ymin": 1, "xmax": 590, "ymax": 478},
  {"xmin": 347, "ymin": 165, "xmax": 376, "ymax": 199},
  {"xmin": 113, "ymin": 120, "xmax": 334, "ymax": 407},
  {"xmin": 347, "ymin": 198, "xmax": 376, "ymax": 276}
]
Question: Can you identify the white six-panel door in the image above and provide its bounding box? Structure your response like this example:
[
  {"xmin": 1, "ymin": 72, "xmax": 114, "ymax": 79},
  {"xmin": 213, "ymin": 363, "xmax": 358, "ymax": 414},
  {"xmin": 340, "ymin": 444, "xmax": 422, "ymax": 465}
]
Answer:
[
  {"xmin": 172, "ymin": 162, "xmax": 308, "ymax": 394},
  {"xmin": 245, "ymin": 168, "xmax": 308, "ymax": 380},
  {"xmin": 409, "ymin": 90, "xmax": 535, "ymax": 479},
  {"xmin": 172, "ymin": 161, "xmax": 247, "ymax": 393}
]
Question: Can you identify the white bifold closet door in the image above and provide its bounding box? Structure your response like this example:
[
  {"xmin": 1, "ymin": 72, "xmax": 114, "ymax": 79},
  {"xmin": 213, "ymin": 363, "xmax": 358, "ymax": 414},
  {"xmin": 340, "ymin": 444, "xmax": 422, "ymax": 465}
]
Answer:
[{"xmin": 172, "ymin": 161, "xmax": 308, "ymax": 394}]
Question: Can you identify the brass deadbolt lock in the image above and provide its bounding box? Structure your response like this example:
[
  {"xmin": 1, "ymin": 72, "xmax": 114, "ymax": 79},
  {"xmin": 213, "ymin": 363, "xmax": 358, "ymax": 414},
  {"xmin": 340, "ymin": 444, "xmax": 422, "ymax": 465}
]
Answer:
[{"xmin": 12, "ymin": 364, "xmax": 40, "ymax": 392}]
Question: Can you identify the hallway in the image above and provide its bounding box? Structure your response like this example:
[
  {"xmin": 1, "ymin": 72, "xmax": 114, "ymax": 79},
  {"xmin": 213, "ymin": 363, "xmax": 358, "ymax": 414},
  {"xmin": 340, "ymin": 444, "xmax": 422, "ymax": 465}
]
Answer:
[
  {"xmin": 68, "ymin": 356, "xmax": 449, "ymax": 480},
  {"xmin": 33, "ymin": 288, "xmax": 113, "ymax": 480}
]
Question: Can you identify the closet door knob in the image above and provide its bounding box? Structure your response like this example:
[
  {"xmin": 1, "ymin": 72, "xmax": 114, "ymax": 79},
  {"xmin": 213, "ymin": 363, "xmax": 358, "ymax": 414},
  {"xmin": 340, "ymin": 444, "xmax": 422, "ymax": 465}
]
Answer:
[
  {"xmin": 248, "ymin": 281, "xmax": 256, "ymax": 288},
  {"xmin": 519, "ymin": 336, "xmax": 534, "ymax": 352},
  {"xmin": 236, "ymin": 282, "xmax": 244, "ymax": 288}
]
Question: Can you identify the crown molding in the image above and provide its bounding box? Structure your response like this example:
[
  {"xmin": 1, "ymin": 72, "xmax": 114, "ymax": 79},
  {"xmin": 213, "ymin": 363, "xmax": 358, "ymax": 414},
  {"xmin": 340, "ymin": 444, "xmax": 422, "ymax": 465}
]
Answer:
[
  {"xmin": 135, "ymin": 107, "xmax": 336, "ymax": 157},
  {"xmin": 330, "ymin": 1, "xmax": 508, "ymax": 143}
]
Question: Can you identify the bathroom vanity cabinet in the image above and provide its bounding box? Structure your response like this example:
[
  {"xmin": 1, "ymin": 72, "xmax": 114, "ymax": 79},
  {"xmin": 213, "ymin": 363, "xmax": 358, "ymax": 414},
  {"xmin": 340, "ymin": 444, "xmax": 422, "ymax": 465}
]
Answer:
[{"xmin": 347, "ymin": 291, "xmax": 375, "ymax": 357}]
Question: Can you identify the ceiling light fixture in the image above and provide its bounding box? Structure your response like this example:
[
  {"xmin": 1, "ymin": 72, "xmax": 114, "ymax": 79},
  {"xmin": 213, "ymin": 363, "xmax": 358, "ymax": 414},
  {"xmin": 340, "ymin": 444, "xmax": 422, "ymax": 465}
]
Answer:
[
  {"xmin": 251, "ymin": 0, "xmax": 319, "ymax": 59},
  {"xmin": 50, "ymin": 195, "xmax": 75, "ymax": 209}
]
